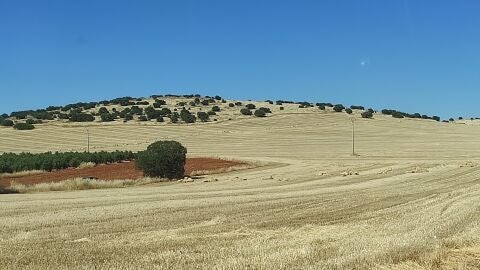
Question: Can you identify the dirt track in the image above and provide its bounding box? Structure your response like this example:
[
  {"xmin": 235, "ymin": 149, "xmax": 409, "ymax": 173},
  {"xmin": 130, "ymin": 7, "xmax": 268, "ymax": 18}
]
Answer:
[{"xmin": 0, "ymin": 158, "xmax": 244, "ymax": 187}]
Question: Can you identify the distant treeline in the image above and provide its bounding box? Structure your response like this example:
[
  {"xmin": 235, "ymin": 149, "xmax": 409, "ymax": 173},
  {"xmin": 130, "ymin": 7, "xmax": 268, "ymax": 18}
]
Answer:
[
  {"xmin": 0, "ymin": 151, "xmax": 136, "ymax": 173},
  {"xmin": 0, "ymin": 93, "xmax": 465, "ymax": 123}
]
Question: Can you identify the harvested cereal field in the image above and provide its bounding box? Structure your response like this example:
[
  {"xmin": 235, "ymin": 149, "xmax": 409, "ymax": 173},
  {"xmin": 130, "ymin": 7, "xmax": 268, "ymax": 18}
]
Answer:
[{"xmin": 1, "ymin": 101, "xmax": 480, "ymax": 269}]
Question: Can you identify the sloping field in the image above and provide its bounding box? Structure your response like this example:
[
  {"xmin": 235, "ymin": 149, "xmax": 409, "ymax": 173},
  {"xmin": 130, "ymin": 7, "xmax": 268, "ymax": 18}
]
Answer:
[{"xmin": 1, "ymin": 110, "xmax": 480, "ymax": 269}]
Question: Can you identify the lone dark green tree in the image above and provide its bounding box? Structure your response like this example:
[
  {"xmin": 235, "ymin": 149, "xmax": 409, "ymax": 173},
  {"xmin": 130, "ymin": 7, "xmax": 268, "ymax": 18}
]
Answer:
[{"xmin": 136, "ymin": 141, "xmax": 187, "ymax": 179}]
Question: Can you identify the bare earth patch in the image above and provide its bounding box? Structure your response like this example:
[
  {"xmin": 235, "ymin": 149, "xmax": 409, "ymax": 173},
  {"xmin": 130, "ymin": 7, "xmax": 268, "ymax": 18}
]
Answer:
[{"xmin": 0, "ymin": 157, "xmax": 245, "ymax": 187}]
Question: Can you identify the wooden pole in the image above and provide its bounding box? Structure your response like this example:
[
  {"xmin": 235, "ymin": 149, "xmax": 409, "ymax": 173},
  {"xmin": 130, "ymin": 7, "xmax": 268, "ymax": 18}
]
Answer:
[{"xmin": 86, "ymin": 128, "xmax": 90, "ymax": 153}]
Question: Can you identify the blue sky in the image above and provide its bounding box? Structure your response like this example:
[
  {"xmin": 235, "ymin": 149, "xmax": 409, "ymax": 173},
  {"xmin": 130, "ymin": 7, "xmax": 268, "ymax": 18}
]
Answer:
[{"xmin": 1, "ymin": 0, "xmax": 479, "ymax": 119}]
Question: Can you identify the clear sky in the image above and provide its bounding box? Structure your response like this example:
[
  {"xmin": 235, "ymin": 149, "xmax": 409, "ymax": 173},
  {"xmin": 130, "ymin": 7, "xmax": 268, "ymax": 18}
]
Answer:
[{"xmin": 1, "ymin": 0, "xmax": 479, "ymax": 119}]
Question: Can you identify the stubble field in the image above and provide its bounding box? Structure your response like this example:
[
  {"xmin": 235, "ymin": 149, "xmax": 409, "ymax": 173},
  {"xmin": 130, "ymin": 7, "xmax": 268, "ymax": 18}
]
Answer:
[{"xmin": 1, "ymin": 109, "xmax": 479, "ymax": 269}]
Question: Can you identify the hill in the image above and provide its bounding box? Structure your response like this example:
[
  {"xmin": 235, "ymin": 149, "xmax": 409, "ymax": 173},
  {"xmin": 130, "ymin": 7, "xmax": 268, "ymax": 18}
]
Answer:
[{"xmin": 1, "ymin": 95, "xmax": 480, "ymax": 269}]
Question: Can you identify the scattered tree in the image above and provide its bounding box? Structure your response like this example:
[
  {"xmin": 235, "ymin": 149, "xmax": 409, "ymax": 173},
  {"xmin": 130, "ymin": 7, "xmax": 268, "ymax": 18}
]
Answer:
[
  {"xmin": 100, "ymin": 113, "xmax": 116, "ymax": 122},
  {"xmin": 333, "ymin": 104, "xmax": 345, "ymax": 112},
  {"xmin": 136, "ymin": 141, "xmax": 187, "ymax": 179},
  {"xmin": 69, "ymin": 113, "xmax": 95, "ymax": 122},
  {"xmin": 361, "ymin": 111, "xmax": 373, "ymax": 119},
  {"xmin": 254, "ymin": 109, "xmax": 266, "ymax": 117},
  {"xmin": 350, "ymin": 105, "xmax": 365, "ymax": 110},
  {"xmin": 13, "ymin": 123, "xmax": 35, "ymax": 130},
  {"xmin": 240, "ymin": 108, "xmax": 252, "ymax": 115},
  {"xmin": 197, "ymin": 111, "xmax": 209, "ymax": 122}
]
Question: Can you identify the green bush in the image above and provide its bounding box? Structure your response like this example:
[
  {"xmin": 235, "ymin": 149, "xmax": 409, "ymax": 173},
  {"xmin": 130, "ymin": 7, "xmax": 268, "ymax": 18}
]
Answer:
[
  {"xmin": 124, "ymin": 114, "xmax": 133, "ymax": 121},
  {"xmin": 100, "ymin": 113, "xmax": 116, "ymax": 122},
  {"xmin": 279, "ymin": 106, "xmax": 284, "ymax": 110},
  {"xmin": 177, "ymin": 102, "xmax": 187, "ymax": 107},
  {"xmin": 136, "ymin": 141, "xmax": 187, "ymax": 179},
  {"xmin": 197, "ymin": 111, "xmax": 209, "ymax": 122},
  {"xmin": 154, "ymin": 99, "xmax": 166, "ymax": 106},
  {"xmin": 180, "ymin": 109, "xmax": 196, "ymax": 123},
  {"xmin": 240, "ymin": 108, "xmax": 252, "ymax": 115},
  {"xmin": 13, "ymin": 123, "xmax": 35, "ymax": 130},
  {"xmin": 350, "ymin": 105, "xmax": 365, "ymax": 110},
  {"xmin": 345, "ymin": 108, "xmax": 353, "ymax": 114},
  {"xmin": 207, "ymin": 111, "xmax": 216, "ymax": 116},
  {"xmin": 211, "ymin": 105, "xmax": 221, "ymax": 112},
  {"xmin": 0, "ymin": 150, "xmax": 136, "ymax": 173},
  {"xmin": 138, "ymin": 115, "xmax": 148, "ymax": 121},
  {"xmin": 160, "ymin": 108, "xmax": 172, "ymax": 116},
  {"xmin": 361, "ymin": 111, "xmax": 373, "ymax": 119},
  {"xmin": 228, "ymin": 103, "xmax": 235, "ymax": 107},
  {"xmin": 298, "ymin": 102, "xmax": 312, "ymax": 108},
  {"xmin": 156, "ymin": 116, "xmax": 164, "ymax": 122},
  {"xmin": 254, "ymin": 109, "xmax": 266, "ymax": 117},
  {"xmin": 316, "ymin": 102, "xmax": 333, "ymax": 107},
  {"xmin": 69, "ymin": 113, "xmax": 95, "ymax": 122},
  {"xmin": 182, "ymin": 113, "xmax": 196, "ymax": 123},
  {"xmin": 130, "ymin": 106, "xmax": 143, "ymax": 115},
  {"xmin": 333, "ymin": 104, "xmax": 345, "ymax": 112},
  {"xmin": 170, "ymin": 113, "xmax": 179, "ymax": 123},
  {"xmin": 245, "ymin": 104, "xmax": 256, "ymax": 110},
  {"xmin": 25, "ymin": 119, "xmax": 36, "ymax": 125},
  {"xmin": 258, "ymin": 107, "xmax": 272, "ymax": 113},
  {"xmin": 1, "ymin": 119, "xmax": 14, "ymax": 127},
  {"xmin": 98, "ymin": 107, "xmax": 109, "ymax": 114},
  {"xmin": 392, "ymin": 112, "xmax": 404, "ymax": 118},
  {"xmin": 145, "ymin": 106, "xmax": 162, "ymax": 120}
]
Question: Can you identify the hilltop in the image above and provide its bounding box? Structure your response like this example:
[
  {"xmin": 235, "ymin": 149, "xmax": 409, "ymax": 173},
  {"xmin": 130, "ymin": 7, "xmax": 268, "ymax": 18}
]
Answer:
[{"xmin": 0, "ymin": 94, "xmax": 452, "ymax": 132}]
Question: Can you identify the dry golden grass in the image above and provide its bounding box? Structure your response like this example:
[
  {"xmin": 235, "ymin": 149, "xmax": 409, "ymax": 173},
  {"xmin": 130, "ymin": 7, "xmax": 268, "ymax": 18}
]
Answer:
[
  {"xmin": 1, "ymin": 102, "xmax": 480, "ymax": 269},
  {"xmin": 189, "ymin": 162, "xmax": 260, "ymax": 176},
  {"xmin": 8, "ymin": 177, "xmax": 157, "ymax": 193},
  {"xmin": 78, "ymin": 162, "xmax": 96, "ymax": 169},
  {"xmin": 0, "ymin": 170, "xmax": 45, "ymax": 178}
]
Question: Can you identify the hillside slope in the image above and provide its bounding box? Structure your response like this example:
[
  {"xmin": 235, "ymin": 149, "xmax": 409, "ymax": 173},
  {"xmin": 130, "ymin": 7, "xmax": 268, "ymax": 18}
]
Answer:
[{"xmin": 1, "ymin": 99, "xmax": 480, "ymax": 269}]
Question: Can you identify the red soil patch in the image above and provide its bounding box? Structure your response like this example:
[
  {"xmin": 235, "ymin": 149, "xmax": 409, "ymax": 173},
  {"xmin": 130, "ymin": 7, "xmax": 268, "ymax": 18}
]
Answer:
[{"xmin": 0, "ymin": 158, "xmax": 245, "ymax": 187}]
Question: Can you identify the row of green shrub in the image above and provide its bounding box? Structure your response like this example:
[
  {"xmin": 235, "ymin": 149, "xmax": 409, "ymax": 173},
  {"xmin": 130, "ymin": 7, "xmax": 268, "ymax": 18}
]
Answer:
[
  {"xmin": 0, "ymin": 151, "xmax": 137, "ymax": 173},
  {"xmin": 240, "ymin": 106, "xmax": 271, "ymax": 117},
  {"xmin": 381, "ymin": 109, "xmax": 440, "ymax": 121},
  {"xmin": 0, "ymin": 119, "xmax": 37, "ymax": 130}
]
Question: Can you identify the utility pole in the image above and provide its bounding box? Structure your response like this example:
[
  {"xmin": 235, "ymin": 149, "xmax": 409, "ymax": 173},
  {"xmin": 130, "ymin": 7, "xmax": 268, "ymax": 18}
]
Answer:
[
  {"xmin": 350, "ymin": 117, "xmax": 356, "ymax": 156},
  {"xmin": 85, "ymin": 128, "xmax": 90, "ymax": 153}
]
